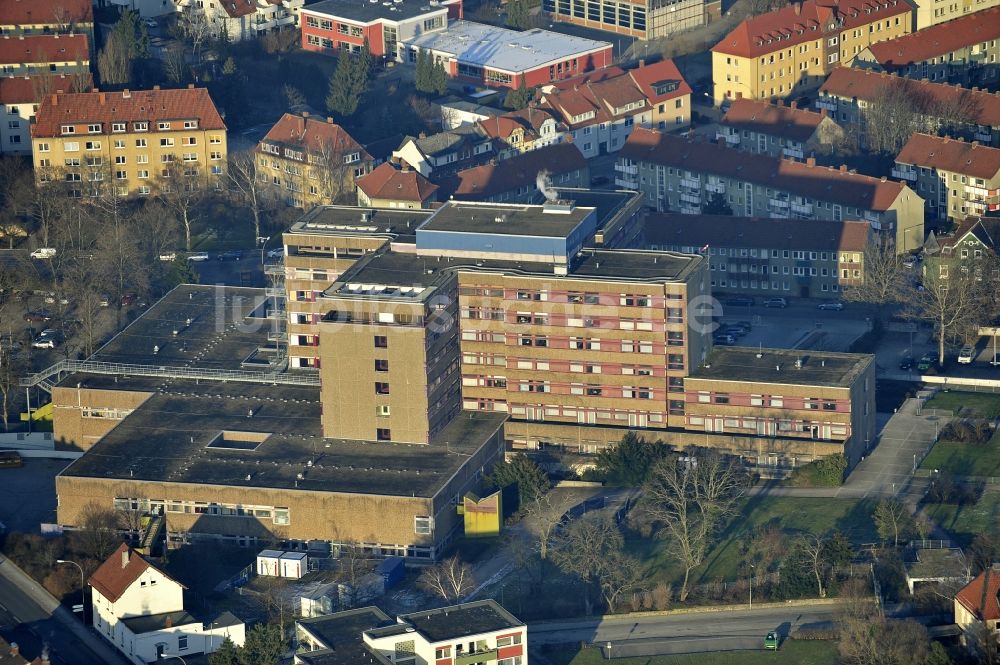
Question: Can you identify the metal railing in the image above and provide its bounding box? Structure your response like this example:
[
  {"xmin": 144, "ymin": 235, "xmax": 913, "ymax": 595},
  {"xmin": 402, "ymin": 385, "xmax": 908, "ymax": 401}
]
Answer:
[{"xmin": 21, "ymin": 359, "xmax": 321, "ymax": 389}]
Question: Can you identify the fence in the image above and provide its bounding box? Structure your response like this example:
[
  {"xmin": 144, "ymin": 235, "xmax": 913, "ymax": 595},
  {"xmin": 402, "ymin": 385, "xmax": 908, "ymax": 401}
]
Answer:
[{"xmin": 912, "ymin": 469, "xmax": 1000, "ymax": 486}]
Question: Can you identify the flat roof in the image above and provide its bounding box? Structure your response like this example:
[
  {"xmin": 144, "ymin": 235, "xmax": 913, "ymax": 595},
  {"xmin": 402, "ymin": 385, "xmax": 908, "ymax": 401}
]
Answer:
[
  {"xmin": 300, "ymin": 607, "xmax": 393, "ymax": 651},
  {"xmin": 404, "ymin": 21, "xmax": 611, "ymax": 74},
  {"xmin": 325, "ymin": 250, "xmax": 456, "ymax": 300},
  {"xmin": 288, "ymin": 206, "xmax": 433, "ymax": 245},
  {"xmin": 88, "ymin": 285, "xmax": 275, "ymax": 371},
  {"xmin": 690, "ymin": 347, "xmax": 872, "ymax": 388},
  {"xmin": 59, "ymin": 381, "xmax": 506, "ymax": 498},
  {"xmin": 569, "ymin": 249, "xmax": 702, "ymax": 281},
  {"xmin": 302, "ymin": 0, "xmax": 446, "ymax": 23},
  {"xmin": 419, "ymin": 201, "xmax": 595, "ymax": 237},
  {"xmin": 905, "ymin": 548, "xmax": 969, "ymax": 580},
  {"xmin": 392, "ymin": 601, "xmax": 522, "ymax": 642}
]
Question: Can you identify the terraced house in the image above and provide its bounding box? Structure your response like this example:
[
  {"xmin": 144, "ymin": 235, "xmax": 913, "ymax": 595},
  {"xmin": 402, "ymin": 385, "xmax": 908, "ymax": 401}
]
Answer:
[
  {"xmin": 711, "ymin": 0, "xmax": 912, "ymax": 105},
  {"xmin": 618, "ymin": 128, "xmax": 925, "ymax": 251},
  {"xmin": 0, "ymin": 33, "xmax": 89, "ymax": 78},
  {"xmin": 30, "ymin": 85, "xmax": 227, "ymax": 198},
  {"xmin": 717, "ymin": 97, "xmax": 845, "ymax": 159}
]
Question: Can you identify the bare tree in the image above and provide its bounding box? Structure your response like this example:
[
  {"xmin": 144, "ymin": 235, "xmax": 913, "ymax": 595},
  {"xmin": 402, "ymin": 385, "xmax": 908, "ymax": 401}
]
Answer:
[
  {"xmin": 157, "ymin": 165, "xmax": 209, "ymax": 251},
  {"xmin": 334, "ymin": 544, "xmax": 375, "ymax": 608},
  {"xmin": 640, "ymin": 451, "xmax": 748, "ymax": 602},
  {"xmin": 872, "ymin": 498, "xmax": 915, "ymax": 548},
  {"xmin": 0, "ymin": 347, "xmax": 27, "ymax": 430},
  {"xmin": 520, "ymin": 489, "xmax": 579, "ymax": 560},
  {"xmin": 842, "ymin": 234, "xmax": 907, "ymax": 312},
  {"xmin": 861, "ymin": 81, "xmax": 922, "ymax": 154},
  {"xmin": 418, "ymin": 555, "xmax": 474, "ymax": 602},
  {"xmin": 798, "ymin": 534, "xmax": 829, "ymax": 598},
  {"xmin": 965, "ymin": 619, "xmax": 1000, "ymax": 665},
  {"xmin": 97, "ymin": 31, "xmax": 133, "ymax": 86},
  {"xmin": 162, "ymin": 45, "xmax": 188, "ymax": 84},
  {"xmin": 313, "ymin": 138, "xmax": 362, "ymax": 204},
  {"xmin": 228, "ymin": 150, "xmax": 270, "ymax": 241},
  {"xmin": 75, "ymin": 502, "xmax": 124, "ymax": 561},
  {"xmin": 174, "ymin": 6, "xmax": 215, "ymax": 65}
]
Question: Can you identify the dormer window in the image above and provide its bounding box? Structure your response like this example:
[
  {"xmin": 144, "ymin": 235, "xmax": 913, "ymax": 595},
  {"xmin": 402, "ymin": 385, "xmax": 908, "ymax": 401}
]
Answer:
[
  {"xmin": 61, "ymin": 124, "xmax": 75, "ymax": 135},
  {"xmin": 158, "ymin": 121, "xmax": 170, "ymax": 130},
  {"xmin": 87, "ymin": 123, "xmax": 101, "ymax": 133},
  {"xmin": 183, "ymin": 120, "xmax": 198, "ymax": 129},
  {"xmin": 134, "ymin": 121, "xmax": 148, "ymax": 132}
]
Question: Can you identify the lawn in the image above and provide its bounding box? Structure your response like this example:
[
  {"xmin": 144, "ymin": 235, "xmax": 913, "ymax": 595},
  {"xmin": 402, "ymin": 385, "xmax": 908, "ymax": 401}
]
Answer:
[
  {"xmin": 919, "ymin": 430, "xmax": 1000, "ymax": 477},
  {"xmin": 630, "ymin": 497, "xmax": 877, "ymax": 585},
  {"xmin": 925, "ymin": 492, "xmax": 1000, "ymax": 543},
  {"xmin": 923, "ymin": 390, "xmax": 1000, "ymax": 419},
  {"xmin": 542, "ymin": 640, "xmax": 838, "ymax": 665}
]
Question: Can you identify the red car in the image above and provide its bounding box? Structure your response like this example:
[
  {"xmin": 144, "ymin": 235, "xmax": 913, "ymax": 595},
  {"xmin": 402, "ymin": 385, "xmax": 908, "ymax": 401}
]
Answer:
[{"xmin": 24, "ymin": 311, "xmax": 52, "ymax": 323}]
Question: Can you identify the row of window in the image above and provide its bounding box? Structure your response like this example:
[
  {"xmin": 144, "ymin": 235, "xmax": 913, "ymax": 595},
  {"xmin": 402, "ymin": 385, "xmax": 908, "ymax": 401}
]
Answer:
[
  {"xmin": 694, "ymin": 392, "xmax": 844, "ymax": 410},
  {"xmin": 60, "ymin": 120, "xmax": 199, "ymax": 135},
  {"xmin": 711, "ymin": 279, "xmax": 842, "ymax": 292},
  {"xmin": 39, "ymin": 135, "xmax": 221, "ymax": 151},
  {"xmin": 113, "ymin": 497, "xmax": 290, "ymax": 524}
]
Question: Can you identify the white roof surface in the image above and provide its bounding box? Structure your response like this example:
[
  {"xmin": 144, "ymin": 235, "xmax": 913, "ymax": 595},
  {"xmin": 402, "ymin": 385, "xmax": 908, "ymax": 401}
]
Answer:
[{"xmin": 404, "ymin": 20, "xmax": 611, "ymax": 73}]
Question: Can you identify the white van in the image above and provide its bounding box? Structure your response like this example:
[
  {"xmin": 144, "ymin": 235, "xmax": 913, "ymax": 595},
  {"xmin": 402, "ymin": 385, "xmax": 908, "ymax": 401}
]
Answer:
[
  {"xmin": 29, "ymin": 248, "xmax": 56, "ymax": 259},
  {"xmin": 958, "ymin": 346, "xmax": 975, "ymax": 364}
]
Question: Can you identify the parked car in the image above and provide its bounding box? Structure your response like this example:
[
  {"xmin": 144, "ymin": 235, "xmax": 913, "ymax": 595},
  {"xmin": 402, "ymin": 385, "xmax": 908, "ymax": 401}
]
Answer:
[
  {"xmin": 31, "ymin": 329, "xmax": 61, "ymax": 349},
  {"xmin": 899, "ymin": 356, "xmax": 914, "ymax": 371},
  {"xmin": 720, "ymin": 325, "xmax": 748, "ymax": 337},
  {"xmin": 725, "ymin": 296, "xmax": 754, "ymax": 307},
  {"xmin": 917, "ymin": 353, "xmax": 937, "ymax": 371},
  {"xmin": 266, "ymin": 247, "xmax": 284, "ymax": 259},
  {"xmin": 159, "ymin": 252, "xmax": 177, "ymax": 262},
  {"xmin": 29, "ymin": 247, "xmax": 56, "ymax": 259},
  {"xmin": 120, "ymin": 292, "xmax": 137, "ymax": 307},
  {"xmin": 765, "ymin": 631, "xmax": 779, "ymax": 650},
  {"xmin": 713, "ymin": 333, "xmax": 736, "ymax": 345},
  {"xmin": 957, "ymin": 345, "xmax": 975, "ymax": 364},
  {"xmin": 99, "ymin": 293, "xmax": 111, "ymax": 307},
  {"xmin": 764, "ymin": 298, "xmax": 788, "ymax": 308},
  {"xmin": 817, "ymin": 302, "xmax": 844, "ymax": 311},
  {"xmin": 23, "ymin": 311, "xmax": 52, "ymax": 323},
  {"xmin": 217, "ymin": 250, "xmax": 242, "ymax": 261},
  {"xmin": 187, "ymin": 252, "xmax": 210, "ymax": 262}
]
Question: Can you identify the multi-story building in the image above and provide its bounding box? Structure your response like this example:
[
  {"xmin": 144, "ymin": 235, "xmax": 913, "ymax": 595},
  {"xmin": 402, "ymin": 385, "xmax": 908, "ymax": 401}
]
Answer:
[
  {"xmin": 542, "ymin": 0, "xmax": 706, "ymax": 39},
  {"xmin": 0, "ymin": 0, "xmax": 93, "ymax": 55},
  {"xmin": 402, "ymin": 20, "xmax": 614, "ymax": 90},
  {"xmin": 618, "ymin": 128, "xmax": 925, "ymax": 251},
  {"xmin": 175, "ymin": 0, "xmax": 304, "ymax": 42},
  {"xmin": 710, "ymin": 0, "xmax": 912, "ymax": 106},
  {"xmin": 817, "ymin": 68, "xmax": 1000, "ymax": 148},
  {"xmin": 924, "ymin": 215, "xmax": 1000, "ymax": 285},
  {"xmin": 257, "ymin": 112, "xmax": 373, "ymax": 208},
  {"xmin": 911, "ymin": 0, "xmax": 999, "ymax": 29},
  {"xmin": 393, "ymin": 125, "xmax": 495, "ymax": 178},
  {"xmin": 893, "ymin": 133, "xmax": 1000, "ymax": 221},
  {"xmin": 538, "ymin": 59, "xmax": 691, "ymax": 158},
  {"xmin": 30, "ymin": 85, "xmax": 227, "ymax": 198},
  {"xmin": 716, "ymin": 98, "xmax": 845, "ymax": 160},
  {"xmin": 295, "ymin": 601, "xmax": 526, "ymax": 665},
  {"xmin": 476, "ymin": 105, "xmax": 565, "ymax": 159},
  {"xmin": 0, "ymin": 34, "xmax": 89, "ymax": 78},
  {"xmin": 642, "ymin": 213, "xmax": 870, "ymax": 298},
  {"xmin": 300, "ymin": 0, "xmax": 460, "ymax": 58},
  {"xmin": 852, "ymin": 7, "xmax": 1000, "ymax": 86},
  {"xmin": 442, "ymin": 142, "xmax": 589, "ymax": 203},
  {"xmin": 0, "ymin": 74, "xmax": 91, "ymax": 155},
  {"xmin": 356, "ymin": 161, "xmax": 439, "ymax": 208}
]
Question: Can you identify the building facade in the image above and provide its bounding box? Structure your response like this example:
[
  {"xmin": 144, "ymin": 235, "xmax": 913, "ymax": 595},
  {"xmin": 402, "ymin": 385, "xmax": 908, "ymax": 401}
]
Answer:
[
  {"xmin": 0, "ymin": 74, "xmax": 91, "ymax": 155},
  {"xmin": 642, "ymin": 213, "xmax": 870, "ymax": 298},
  {"xmin": 893, "ymin": 133, "xmax": 1000, "ymax": 221},
  {"xmin": 31, "ymin": 86, "xmax": 227, "ymax": 198},
  {"xmin": 356, "ymin": 161, "xmax": 439, "ymax": 208},
  {"xmin": 0, "ymin": 33, "xmax": 89, "ymax": 78},
  {"xmin": 953, "ymin": 565, "xmax": 1000, "ymax": 656},
  {"xmin": 174, "ymin": 0, "xmax": 303, "ymax": 42},
  {"xmin": 392, "ymin": 125, "xmax": 495, "ymax": 178},
  {"xmin": 711, "ymin": 0, "xmax": 912, "ymax": 105},
  {"xmin": 476, "ymin": 106, "xmax": 565, "ymax": 159},
  {"xmin": 911, "ymin": 0, "xmax": 1000, "ymax": 29},
  {"xmin": 717, "ymin": 98, "xmax": 845, "ymax": 160},
  {"xmin": 542, "ymin": 0, "xmax": 707, "ymax": 40}
]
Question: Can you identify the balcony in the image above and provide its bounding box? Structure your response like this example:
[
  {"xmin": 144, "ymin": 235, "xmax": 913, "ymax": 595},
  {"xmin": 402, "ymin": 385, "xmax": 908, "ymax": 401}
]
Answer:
[
  {"xmin": 705, "ymin": 181, "xmax": 725, "ymax": 194},
  {"xmin": 815, "ymin": 98, "xmax": 836, "ymax": 111},
  {"xmin": 264, "ymin": 263, "xmax": 285, "ymax": 276},
  {"xmin": 680, "ymin": 177, "xmax": 700, "ymax": 190},
  {"xmin": 615, "ymin": 163, "xmax": 637, "ymax": 175},
  {"xmin": 456, "ymin": 650, "xmax": 498, "ymax": 665},
  {"xmin": 679, "ymin": 204, "xmax": 701, "ymax": 215},
  {"xmin": 891, "ymin": 167, "xmax": 917, "ymax": 181},
  {"xmin": 680, "ymin": 192, "xmax": 701, "ymax": 205},
  {"xmin": 782, "ymin": 146, "xmax": 804, "ymax": 160},
  {"xmin": 975, "ymin": 131, "xmax": 993, "ymax": 143},
  {"xmin": 714, "ymin": 131, "xmax": 740, "ymax": 146},
  {"xmin": 767, "ymin": 198, "xmax": 789, "ymax": 209},
  {"xmin": 614, "ymin": 176, "xmax": 637, "ymax": 189},
  {"xmin": 790, "ymin": 201, "xmax": 813, "ymax": 215}
]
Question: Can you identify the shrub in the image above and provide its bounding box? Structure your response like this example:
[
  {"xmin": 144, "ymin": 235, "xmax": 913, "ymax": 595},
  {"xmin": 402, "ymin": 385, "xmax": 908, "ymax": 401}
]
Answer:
[{"xmin": 939, "ymin": 419, "xmax": 993, "ymax": 444}]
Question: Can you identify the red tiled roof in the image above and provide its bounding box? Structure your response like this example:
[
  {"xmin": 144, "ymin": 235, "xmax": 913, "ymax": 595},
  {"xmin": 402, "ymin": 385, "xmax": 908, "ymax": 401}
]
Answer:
[
  {"xmin": 33, "ymin": 86, "xmax": 226, "ymax": 137},
  {"xmin": 644, "ymin": 213, "xmax": 871, "ymax": 252},
  {"xmin": 443, "ymin": 142, "xmax": 587, "ymax": 199},
  {"xmin": 865, "ymin": 7, "xmax": 1000, "ymax": 67},
  {"xmin": 712, "ymin": 0, "xmax": 911, "ymax": 58},
  {"xmin": 260, "ymin": 112, "xmax": 370, "ymax": 160},
  {"xmin": 628, "ymin": 59, "xmax": 692, "ymax": 104},
  {"xmin": 820, "ymin": 68, "xmax": 1000, "ymax": 128},
  {"xmin": 0, "ymin": 33, "xmax": 89, "ymax": 66},
  {"xmin": 549, "ymin": 66, "xmax": 626, "ymax": 90},
  {"xmin": 896, "ymin": 133, "xmax": 1000, "ymax": 180},
  {"xmin": 218, "ymin": 0, "xmax": 258, "ymax": 18},
  {"xmin": 357, "ymin": 161, "xmax": 438, "ymax": 203},
  {"xmin": 622, "ymin": 127, "xmax": 908, "ymax": 211},
  {"xmin": 477, "ymin": 107, "xmax": 559, "ymax": 142},
  {"xmin": 0, "ymin": 73, "xmax": 91, "ymax": 104},
  {"xmin": 722, "ymin": 98, "xmax": 832, "ymax": 142},
  {"xmin": 88, "ymin": 543, "xmax": 184, "ymax": 603},
  {"xmin": 955, "ymin": 566, "xmax": 1000, "ymax": 622},
  {"xmin": 0, "ymin": 0, "xmax": 93, "ymax": 26}
]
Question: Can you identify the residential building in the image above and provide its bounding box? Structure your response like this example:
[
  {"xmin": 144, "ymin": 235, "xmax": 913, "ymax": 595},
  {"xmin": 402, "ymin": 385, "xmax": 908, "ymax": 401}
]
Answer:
[
  {"xmin": 90, "ymin": 543, "xmax": 244, "ymax": 664},
  {"xmin": 617, "ymin": 128, "xmax": 925, "ymax": 251},
  {"xmin": 0, "ymin": 0, "xmax": 94, "ymax": 51},
  {"xmin": 30, "ymin": 85, "xmax": 227, "ymax": 198},
  {"xmin": 356, "ymin": 161, "xmax": 439, "ymax": 208},
  {"xmin": 542, "ymin": 0, "xmax": 707, "ymax": 40},
  {"xmin": 817, "ymin": 68, "xmax": 1000, "ymax": 148},
  {"xmin": 476, "ymin": 105, "xmax": 565, "ymax": 159},
  {"xmin": 923, "ymin": 215, "xmax": 1000, "ymax": 284},
  {"xmin": 904, "ymin": 548, "xmax": 970, "ymax": 594},
  {"xmin": 954, "ymin": 564, "xmax": 1000, "ymax": 654},
  {"xmin": 402, "ymin": 20, "xmax": 614, "ymax": 90},
  {"xmin": 392, "ymin": 125, "xmax": 494, "ymax": 177},
  {"xmin": 852, "ymin": 7, "xmax": 1000, "ymax": 86},
  {"xmin": 717, "ymin": 98, "xmax": 845, "ymax": 159},
  {"xmin": 174, "ymin": 0, "xmax": 304, "ymax": 42},
  {"xmin": 893, "ymin": 133, "xmax": 1000, "ymax": 220},
  {"xmin": 257, "ymin": 112, "xmax": 373, "ymax": 208},
  {"xmin": 642, "ymin": 213, "xmax": 871, "ymax": 298},
  {"xmin": 912, "ymin": 0, "xmax": 1000, "ymax": 29},
  {"xmin": 711, "ymin": 0, "xmax": 912, "ymax": 106},
  {"xmin": 0, "ymin": 637, "xmax": 48, "ymax": 665},
  {"xmin": 0, "ymin": 74, "xmax": 91, "ymax": 155},
  {"xmin": 440, "ymin": 99, "xmax": 504, "ymax": 130},
  {"xmin": 0, "ymin": 34, "xmax": 89, "ymax": 78},
  {"xmin": 295, "ymin": 601, "xmax": 526, "ymax": 665},
  {"xmin": 300, "ymin": 0, "xmax": 461, "ymax": 58},
  {"xmin": 539, "ymin": 59, "xmax": 692, "ymax": 158},
  {"xmin": 439, "ymin": 141, "xmax": 589, "ymax": 203}
]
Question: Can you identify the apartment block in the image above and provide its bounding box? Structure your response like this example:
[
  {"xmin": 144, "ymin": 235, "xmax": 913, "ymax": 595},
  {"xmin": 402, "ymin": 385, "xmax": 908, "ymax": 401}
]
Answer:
[
  {"xmin": 618, "ymin": 127, "xmax": 925, "ymax": 251},
  {"xmin": 31, "ymin": 85, "xmax": 227, "ymax": 198},
  {"xmin": 642, "ymin": 213, "xmax": 870, "ymax": 298},
  {"xmin": 393, "ymin": 125, "xmax": 495, "ymax": 177},
  {"xmin": 911, "ymin": 0, "xmax": 1000, "ymax": 29},
  {"xmin": 542, "ymin": 0, "xmax": 706, "ymax": 40},
  {"xmin": 0, "ymin": 74, "xmax": 91, "ymax": 155},
  {"xmin": 711, "ymin": 0, "xmax": 911, "ymax": 106},
  {"xmin": 175, "ymin": 0, "xmax": 303, "ymax": 42},
  {"xmin": 257, "ymin": 112, "xmax": 373, "ymax": 208},
  {"xmin": 893, "ymin": 133, "xmax": 1000, "ymax": 220},
  {"xmin": 538, "ymin": 59, "xmax": 692, "ymax": 159},
  {"xmin": 441, "ymin": 142, "xmax": 589, "ymax": 203},
  {"xmin": 0, "ymin": 0, "xmax": 94, "ymax": 62},
  {"xmin": 356, "ymin": 162, "xmax": 439, "ymax": 208},
  {"xmin": 817, "ymin": 68, "xmax": 1000, "ymax": 148},
  {"xmin": 0, "ymin": 33, "xmax": 89, "ymax": 78},
  {"xmin": 852, "ymin": 7, "xmax": 1000, "ymax": 86},
  {"xmin": 717, "ymin": 98, "xmax": 845, "ymax": 160}
]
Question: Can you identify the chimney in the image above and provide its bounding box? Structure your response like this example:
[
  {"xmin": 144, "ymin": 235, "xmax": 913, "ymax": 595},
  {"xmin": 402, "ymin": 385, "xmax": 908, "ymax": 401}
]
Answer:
[
  {"xmin": 164, "ymin": 615, "xmax": 173, "ymax": 628},
  {"xmin": 880, "ymin": 176, "xmax": 887, "ymax": 182},
  {"xmin": 121, "ymin": 548, "xmax": 129, "ymax": 569},
  {"xmin": 418, "ymin": 132, "xmax": 427, "ymax": 139},
  {"xmin": 302, "ymin": 111, "xmax": 309, "ymax": 118},
  {"xmin": 839, "ymin": 164, "xmax": 847, "ymax": 172},
  {"xmin": 638, "ymin": 59, "xmax": 645, "ymax": 68},
  {"xmin": 806, "ymin": 156, "xmax": 816, "ymax": 167},
  {"xmin": 50, "ymin": 94, "xmax": 58, "ymax": 106},
  {"xmin": 39, "ymin": 646, "xmax": 50, "ymax": 665},
  {"xmin": 327, "ymin": 117, "xmax": 334, "ymax": 124},
  {"xmin": 122, "ymin": 89, "xmax": 130, "ymax": 98},
  {"xmin": 790, "ymin": 100, "xmax": 797, "ymax": 109},
  {"xmin": 8, "ymin": 643, "xmax": 18, "ymax": 658},
  {"xmin": 99, "ymin": 92, "xmax": 106, "ymax": 105},
  {"xmin": 153, "ymin": 85, "xmax": 160, "ymax": 90},
  {"xmin": 794, "ymin": 1, "xmax": 801, "ymax": 14},
  {"xmin": 187, "ymin": 83, "xmax": 194, "ymax": 89}
]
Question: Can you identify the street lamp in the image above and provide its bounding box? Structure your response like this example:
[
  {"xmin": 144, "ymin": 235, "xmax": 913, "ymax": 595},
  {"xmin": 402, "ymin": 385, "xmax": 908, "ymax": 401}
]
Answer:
[
  {"xmin": 56, "ymin": 559, "xmax": 85, "ymax": 621},
  {"xmin": 748, "ymin": 563, "xmax": 755, "ymax": 609},
  {"xmin": 257, "ymin": 235, "xmax": 271, "ymax": 265}
]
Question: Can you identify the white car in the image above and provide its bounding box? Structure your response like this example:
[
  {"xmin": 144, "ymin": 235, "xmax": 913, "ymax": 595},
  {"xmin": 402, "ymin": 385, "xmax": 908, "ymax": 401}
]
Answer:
[
  {"xmin": 30, "ymin": 248, "xmax": 56, "ymax": 259},
  {"xmin": 159, "ymin": 252, "xmax": 177, "ymax": 262},
  {"xmin": 187, "ymin": 252, "xmax": 210, "ymax": 262},
  {"xmin": 817, "ymin": 302, "xmax": 844, "ymax": 311},
  {"xmin": 266, "ymin": 247, "xmax": 284, "ymax": 259},
  {"xmin": 32, "ymin": 330, "xmax": 60, "ymax": 349},
  {"xmin": 958, "ymin": 346, "xmax": 975, "ymax": 364}
]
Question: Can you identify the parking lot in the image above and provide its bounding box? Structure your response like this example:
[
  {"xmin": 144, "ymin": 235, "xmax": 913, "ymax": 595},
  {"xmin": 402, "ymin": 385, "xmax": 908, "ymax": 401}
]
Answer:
[{"xmin": 715, "ymin": 298, "xmax": 874, "ymax": 353}]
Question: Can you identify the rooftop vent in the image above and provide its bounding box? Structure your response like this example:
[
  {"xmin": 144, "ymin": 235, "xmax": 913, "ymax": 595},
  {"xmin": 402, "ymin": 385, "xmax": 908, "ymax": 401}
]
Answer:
[{"xmin": 207, "ymin": 430, "xmax": 271, "ymax": 451}]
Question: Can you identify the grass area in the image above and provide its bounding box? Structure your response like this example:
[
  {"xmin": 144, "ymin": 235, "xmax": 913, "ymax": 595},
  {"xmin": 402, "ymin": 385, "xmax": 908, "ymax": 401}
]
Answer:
[
  {"xmin": 630, "ymin": 497, "xmax": 877, "ymax": 585},
  {"xmin": 542, "ymin": 640, "xmax": 838, "ymax": 665},
  {"xmin": 920, "ymin": 430, "xmax": 1000, "ymax": 477},
  {"xmin": 925, "ymin": 492, "xmax": 1000, "ymax": 543},
  {"xmin": 924, "ymin": 390, "xmax": 1000, "ymax": 418}
]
